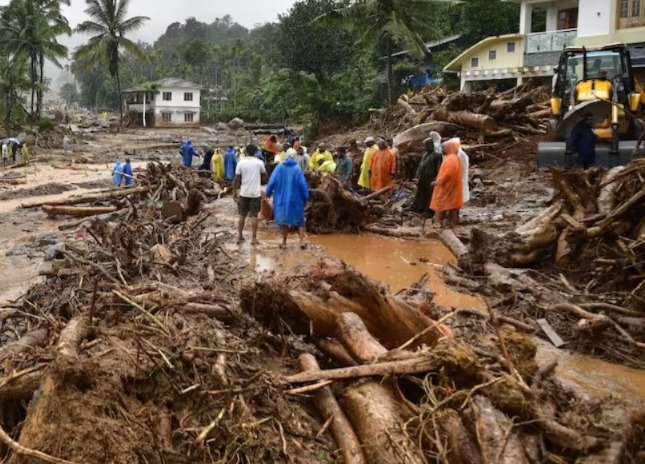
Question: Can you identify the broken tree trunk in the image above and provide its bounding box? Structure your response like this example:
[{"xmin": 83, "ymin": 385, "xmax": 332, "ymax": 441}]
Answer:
[
  {"xmin": 446, "ymin": 111, "xmax": 496, "ymax": 132},
  {"xmin": 439, "ymin": 229, "xmax": 468, "ymax": 259},
  {"xmin": 23, "ymin": 187, "xmax": 148, "ymax": 209},
  {"xmin": 342, "ymin": 382, "xmax": 425, "ymax": 464},
  {"xmin": 298, "ymin": 354, "xmax": 367, "ymax": 464},
  {"xmin": 598, "ymin": 166, "xmax": 625, "ymax": 215},
  {"xmin": 42, "ymin": 205, "xmax": 119, "ymax": 218},
  {"xmin": 335, "ymin": 313, "xmax": 388, "ymax": 363}
]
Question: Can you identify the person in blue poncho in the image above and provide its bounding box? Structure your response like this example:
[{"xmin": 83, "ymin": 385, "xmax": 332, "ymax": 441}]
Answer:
[
  {"xmin": 179, "ymin": 139, "xmax": 200, "ymax": 168},
  {"xmin": 266, "ymin": 148, "xmax": 310, "ymax": 250},
  {"xmin": 224, "ymin": 145, "xmax": 237, "ymax": 181},
  {"xmin": 112, "ymin": 158, "xmax": 124, "ymax": 186},
  {"xmin": 122, "ymin": 158, "xmax": 134, "ymax": 186}
]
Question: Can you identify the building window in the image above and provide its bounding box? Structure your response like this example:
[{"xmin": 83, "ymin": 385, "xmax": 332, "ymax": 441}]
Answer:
[
  {"xmin": 618, "ymin": 0, "xmax": 644, "ymax": 27},
  {"xmin": 488, "ymin": 50, "xmax": 497, "ymax": 61},
  {"xmin": 620, "ymin": 0, "xmax": 630, "ymax": 18},
  {"xmin": 184, "ymin": 113, "xmax": 194, "ymax": 123},
  {"xmin": 633, "ymin": 0, "xmax": 641, "ymax": 17},
  {"xmin": 507, "ymin": 42, "xmax": 516, "ymax": 53},
  {"xmin": 162, "ymin": 113, "xmax": 172, "ymax": 123},
  {"xmin": 162, "ymin": 92, "xmax": 172, "ymax": 101},
  {"xmin": 470, "ymin": 57, "xmax": 479, "ymax": 68},
  {"xmin": 184, "ymin": 92, "xmax": 193, "ymax": 101},
  {"xmin": 558, "ymin": 8, "xmax": 578, "ymax": 29}
]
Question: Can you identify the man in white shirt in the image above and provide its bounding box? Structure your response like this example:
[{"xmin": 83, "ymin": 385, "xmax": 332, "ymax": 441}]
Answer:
[{"xmin": 233, "ymin": 144, "xmax": 267, "ymax": 245}]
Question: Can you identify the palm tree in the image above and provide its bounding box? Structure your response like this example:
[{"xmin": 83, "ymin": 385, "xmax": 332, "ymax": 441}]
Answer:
[
  {"xmin": 0, "ymin": 0, "xmax": 71, "ymax": 119},
  {"xmin": 74, "ymin": 0, "xmax": 149, "ymax": 123},
  {"xmin": 322, "ymin": 0, "xmax": 459, "ymax": 105}
]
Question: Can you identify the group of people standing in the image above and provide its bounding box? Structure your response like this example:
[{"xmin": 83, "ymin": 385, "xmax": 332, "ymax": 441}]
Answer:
[
  {"xmin": 112, "ymin": 158, "xmax": 134, "ymax": 187},
  {"xmin": 1, "ymin": 140, "xmax": 29, "ymax": 165}
]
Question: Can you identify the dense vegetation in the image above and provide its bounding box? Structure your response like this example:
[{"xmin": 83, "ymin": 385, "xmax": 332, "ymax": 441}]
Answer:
[{"xmin": 0, "ymin": 0, "xmax": 520, "ymax": 135}]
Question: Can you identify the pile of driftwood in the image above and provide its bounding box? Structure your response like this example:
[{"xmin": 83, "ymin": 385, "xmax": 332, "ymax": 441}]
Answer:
[
  {"xmin": 388, "ymin": 84, "xmax": 550, "ymax": 171},
  {"xmin": 22, "ymin": 163, "xmax": 222, "ymax": 226},
  {"xmin": 0, "ymin": 177, "xmax": 339, "ymax": 462},
  {"xmin": 242, "ymin": 258, "xmax": 645, "ymax": 463},
  {"xmin": 441, "ymin": 159, "xmax": 645, "ymax": 367}
]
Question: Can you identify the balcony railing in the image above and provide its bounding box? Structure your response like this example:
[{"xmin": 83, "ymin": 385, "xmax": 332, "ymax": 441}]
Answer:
[{"xmin": 526, "ymin": 29, "xmax": 577, "ymax": 54}]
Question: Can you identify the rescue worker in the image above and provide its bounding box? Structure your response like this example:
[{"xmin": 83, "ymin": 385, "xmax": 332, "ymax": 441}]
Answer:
[
  {"xmin": 275, "ymin": 142, "xmax": 291, "ymax": 164},
  {"xmin": 21, "ymin": 143, "xmax": 30, "ymax": 165},
  {"xmin": 568, "ymin": 112, "xmax": 597, "ymax": 169},
  {"xmin": 11, "ymin": 140, "xmax": 20, "ymax": 163},
  {"xmin": 179, "ymin": 139, "xmax": 200, "ymax": 168},
  {"xmin": 224, "ymin": 146, "xmax": 238, "ymax": 181},
  {"xmin": 122, "ymin": 158, "xmax": 134, "ymax": 186},
  {"xmin": 309, "ymin": 143, "xmax": 333, "ymax": 171},
  {"xmin": 198, "ymin": 145, "xmax": 215, "ymax": 178},
  {"xmin": 430, "ymin": 138, "xmax": 464, "ymax": 228},
  {"xmin": 369, "ymin": 139, "xmax": 396, "ymax": 191},
  {"xmin": 457, "ymin": 140, "xmax": 470, "ymax": 205},
  {"xmin": 387, "ymin": 138, "xmax": 399, "ymax": 175},
  {"xmin": 263, "ymin": 135, "xmax": 282, "ymax": 161},
  {"xmin": 411, "ymin": 133, "xmax": 442, "ymax": 216},
  {"xmin": 1, "ymin": 142, "xmax": 8, "ymax": 165},
  {"xmin": 212, "ymin": 148, "xmax": 225, "ymax": 182},
  {"xmin": 266, "ymin": 148, "xmax": 310, "ymax": 250},
  {"xmin": 233, "ymin": 144, "xmax": 267, "ymax": 245},
  {"xmin": 296, "ymin": 146, "xmax": 310, "ymax": 173},
  {"xmin": 358, "ymin": 137, "xmax": 378, "ymax": 190},
  {"xmin": 335, "ymin": 146, "xmax": 353, "ymax": 188},
  {"xmin": 112, "ymin": 158, "xmax": 124, "ymax": 187}
]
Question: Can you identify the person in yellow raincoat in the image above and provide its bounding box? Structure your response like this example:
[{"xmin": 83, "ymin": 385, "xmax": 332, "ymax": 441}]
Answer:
[
  {"xmin": 21, "ymin": 143, "xmax": 30, "ymax": 165},
  {"xmin": 212, "ymin": 148, "xmax": 225, "ymax": 182},
  {"xmin": 309, "ymin": 143, "xmax": 333, "ymax": 171},
  {"xmin": 358, "ymin": 137, "xmax": 378, "ymax": 190},
  {"xmin": 430, "ymin": 138, "xmax": 464, "ymax": 228}
]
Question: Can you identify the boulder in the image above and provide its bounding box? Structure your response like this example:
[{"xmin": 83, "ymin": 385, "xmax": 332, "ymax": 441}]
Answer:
[
  {"xmin": 216, "ymin": 122, "xmax": 229, "ymax": 131},
  {"xmin": 393, "ymin": 122, "xmax": 451, "ymax": 154},
  {"xmin": 228, "ymin": 118, "xmax": 245, "ymax": 130}
]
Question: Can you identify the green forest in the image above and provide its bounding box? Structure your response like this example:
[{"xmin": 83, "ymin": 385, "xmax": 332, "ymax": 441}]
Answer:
[{"xmin": 0, "ymin": 0, "xmax": 521, "ymax": 135}]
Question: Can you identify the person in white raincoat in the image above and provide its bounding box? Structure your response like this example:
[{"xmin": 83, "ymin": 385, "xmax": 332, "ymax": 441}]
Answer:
[{"xmin": 456, "ymin": 139, "xmax": 470, "ymax": 204}]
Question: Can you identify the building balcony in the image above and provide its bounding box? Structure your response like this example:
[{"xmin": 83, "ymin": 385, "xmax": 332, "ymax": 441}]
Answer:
[
  {"xmin": 126, "ymin": 103, "xmax": 154, "ymax": 113},
  {"xmin": 526, "ymin": 29, "xmax": 577, "ymax": 54}
]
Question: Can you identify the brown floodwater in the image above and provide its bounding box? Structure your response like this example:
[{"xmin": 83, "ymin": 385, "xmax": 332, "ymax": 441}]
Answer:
[{"xmin": 248, "ymin": 231, "xmax": 645, "ymax": 401}]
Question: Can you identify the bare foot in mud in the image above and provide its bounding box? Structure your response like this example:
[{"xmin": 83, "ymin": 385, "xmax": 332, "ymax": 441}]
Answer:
[
  {"xmin": 236, "ymin": 237, "xmax": 245, "ymax": 245},
  {"xmin": 251, "ymin": 238, "xmax": 259, "ymax": 246}
]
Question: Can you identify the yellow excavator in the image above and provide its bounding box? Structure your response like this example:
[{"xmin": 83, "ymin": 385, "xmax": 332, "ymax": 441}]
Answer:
[{"xmin": 538, "ymin": 44, "xmax": 642, "ymax": 168}]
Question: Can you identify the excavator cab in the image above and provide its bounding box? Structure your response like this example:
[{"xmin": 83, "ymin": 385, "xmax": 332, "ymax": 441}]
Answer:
[{"xmin": 538, "ymin": 44, "xmax": 642, "ymax": 169}]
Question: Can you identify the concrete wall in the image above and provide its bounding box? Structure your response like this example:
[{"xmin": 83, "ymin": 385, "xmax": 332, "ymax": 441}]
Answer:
[
  {"xmin": 460, "ymin": 37, "xmax": 525, "ymax": 72},
  {"xmin": 152, "ymin": 86, "xmax": 201, "ymax": 128},
  {"xmin": 578, "ymin": 0, "xmax": 613, "ymax": 38}
]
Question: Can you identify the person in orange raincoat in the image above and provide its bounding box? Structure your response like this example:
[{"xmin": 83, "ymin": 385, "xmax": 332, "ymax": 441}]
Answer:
[
  {"xmin": 430, "ymin": 138, "xmax": 463, "ymax": 227},
  {"xmin": 369, "ymin": 139, "xmax": 396, "ymax": 191}
]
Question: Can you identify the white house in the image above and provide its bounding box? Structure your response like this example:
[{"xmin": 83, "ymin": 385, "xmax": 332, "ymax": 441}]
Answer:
[
  {"xmin": 123, "ymin": 78, "xmax": 202, "ymax": 128},
  {"xmin": 444, "ymin": 0, "xmax": 645, "ymax": 90}
]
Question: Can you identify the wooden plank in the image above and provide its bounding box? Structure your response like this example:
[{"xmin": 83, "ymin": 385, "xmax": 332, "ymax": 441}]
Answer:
[{"xmin": 537, "ymin": 318, "xmax": 566, "ymax": 348}]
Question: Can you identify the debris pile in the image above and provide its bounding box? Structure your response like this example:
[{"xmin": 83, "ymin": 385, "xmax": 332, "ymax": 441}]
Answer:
[
  {"xmin": 0, "ymin": 164, "xmax": 338, "ymax": 463},
  {"xmin": 242, "ymin": 258, "xmax": 645, "ymax": 463},
  {"xmin": 448, "ymin": 159, "xmax": 645, "ymax": 368},
  {"xmin": 386, "ymin": 84, "xmax": 551, "ymax": 170}
]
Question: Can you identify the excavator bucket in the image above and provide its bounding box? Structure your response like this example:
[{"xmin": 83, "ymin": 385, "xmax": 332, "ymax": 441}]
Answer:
[{"xmin": 537, "ymin": 141, "xmax": 636, "ymax": 170}]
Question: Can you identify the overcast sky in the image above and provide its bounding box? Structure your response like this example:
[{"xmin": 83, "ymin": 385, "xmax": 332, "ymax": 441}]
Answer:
[{"xmin": 0, "ymin": 0, "xmax": 298, "ymax": 81}]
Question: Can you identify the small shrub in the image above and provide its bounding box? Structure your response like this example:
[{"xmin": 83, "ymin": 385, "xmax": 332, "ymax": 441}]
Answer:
[{"xmin": 38, "ymin": 117, "xmax": 56, "ymax": 133}]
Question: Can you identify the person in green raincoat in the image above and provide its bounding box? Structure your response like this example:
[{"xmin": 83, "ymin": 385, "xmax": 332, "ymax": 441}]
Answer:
[{"xmin": 411, "ymin": 132, "xmax": 442, "ymax": 217}]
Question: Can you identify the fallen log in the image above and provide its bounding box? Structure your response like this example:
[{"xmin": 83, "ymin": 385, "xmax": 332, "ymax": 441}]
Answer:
[
  {"xmin": 284, "ymin": 355, "xmax": 439, "ymax": 384},
  {"xmin": 439, "ymin": 229, "xmax": 468, "ymax": 259},
  {"xmin": 342, "ymin": 382, "xmax": 424, "ymax": 464},
  {"xmin": 42, "ymin": 205, "xmax": 119, "ymax": 218},
  {"xmin": 23, "ymin": 186, "xmax": 148, "ymax": 208},
  {"xmin": 298, "ymin": 354, "xmax": 367, "ymax": 464},
  {"xmin": 397, "ymin": 98, "xmax": 417, "ymax": 116},
  {"xmin": 182, "ymin": 302, "xmax": 236, "ymax": 321},
  {"xmin": 0, "ymin": 329, "xmax": 48, "ymax": 364},
  {"xmin": 446, "ymin": 110, "xmax": 496, "ymax": 132},
  {"xmin": 437, "ymin": 410, "xmax": 483, "ymax": 464},
  {"xmin": 0, "ymin": 370, "xmax": 43, "ymax": 401},
  {"xmin": 335, "ymin": 312, "xmax": 388, "ymax": 363}
]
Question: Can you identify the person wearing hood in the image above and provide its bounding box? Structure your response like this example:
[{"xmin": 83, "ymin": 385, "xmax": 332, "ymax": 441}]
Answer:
[
  {"xmin": 411, "ymin": 133, "xmax": 443, "ymax": 216},
  {"xmin": 358, "ymin": 137, "xmax": 378, "ymax": 190},
  {"xmin": 21, "ymin": 143, "xmax": 30, "ymax": 165},
  {"xmin": 198, "ymin": 145, "xmax": 215, "ymax": 178},
  {"xmin": 122, "ymin": 158, "xmax": 134, "ymax": 186},
  {"xmin": 335, "ymin": 146, "xmax": 353, "ymax": 188},
  {"xmin": 266, "ymin": 148, "xmax": 310, "ymax": 250},
  {"xmin": 275, "ymin": 142, "xmax": 291, "ymax": 164},
  {"xmin": 369, "ymin": 139, "xmax": 396, "ymax": 191},
  {"xmin": 224, "ymin": 146, "xmax": 237, "ymax": 181},
  {"xmin": 296, "ymin": 146, "xmax": 310, "ymax": 173},
  {"xmin": 179, "ymin": 139, "xmax": 200, "ymax": 168},
  {"xmin": 309, "ymin": 143, "xmax": 334, "ymax": 171},
  {"xmin": 212, "ymin": 148, "xmax": 225, "ymax": 182},
  {"xmin": 1, "ymin": 143, "xmax": 7, "ymax": 165},
  {"xmin": 457, "ymin": 140, "xmax": 470, "ymax": 205},
  {"xmin": 112, "ymin": 158, "xmax": 124, "ymax": 186},
  {"xmin": 430, "ymin": 138, "xmax": 464, "ymax": 228}
]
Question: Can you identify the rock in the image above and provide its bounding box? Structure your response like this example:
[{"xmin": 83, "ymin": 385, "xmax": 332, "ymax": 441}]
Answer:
[
  {"xmin": 228, "ymin": 118, "xmax": 245, "ymax": 130},
  {"xmin": 216, "ymin": 122, "xmax": 229, "ymax": 131},
  {"xmin": 45, "ymin": 243, "xmax": 66, "ymax": 261}
]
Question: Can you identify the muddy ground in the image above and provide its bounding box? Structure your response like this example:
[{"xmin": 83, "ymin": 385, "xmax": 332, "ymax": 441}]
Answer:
[{"xmin": 0, "ymin": 126, "xmax": 644, "ymax": 463}]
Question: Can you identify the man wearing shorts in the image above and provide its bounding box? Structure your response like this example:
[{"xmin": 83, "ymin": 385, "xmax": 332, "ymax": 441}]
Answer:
[{"xmin": 233, "ymin": 144, "xmax": 267, "ymax": 245}]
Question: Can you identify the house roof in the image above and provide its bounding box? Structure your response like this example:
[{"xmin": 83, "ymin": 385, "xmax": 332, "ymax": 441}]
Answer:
[
  {"xmin": 443, "ymin": 33, "xmax": 523, "ymax": 72},
  {"xmin": 379, "ymin": 34, "xmax": 462, "ymax": 60},
  {"xmin": 122, "ymin": 78, "xmax": 201, "ymax": 94}
]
